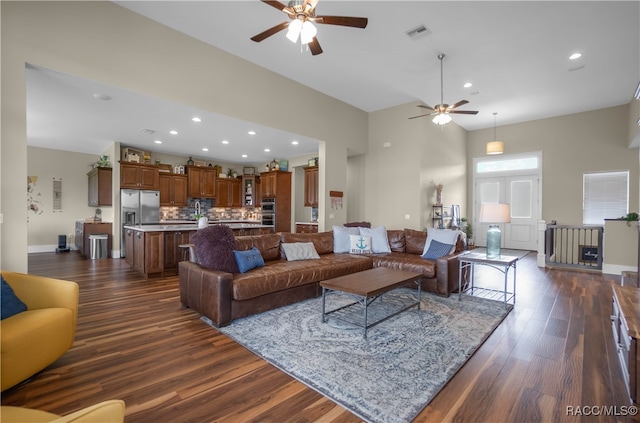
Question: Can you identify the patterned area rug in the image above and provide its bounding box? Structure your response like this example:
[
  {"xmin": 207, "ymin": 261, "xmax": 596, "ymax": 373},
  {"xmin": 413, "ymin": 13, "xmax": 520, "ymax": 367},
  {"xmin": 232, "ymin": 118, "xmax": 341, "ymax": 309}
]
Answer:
[{"xmin": 206, "ymin": 288, "xmax": 513, "ymax": 423}]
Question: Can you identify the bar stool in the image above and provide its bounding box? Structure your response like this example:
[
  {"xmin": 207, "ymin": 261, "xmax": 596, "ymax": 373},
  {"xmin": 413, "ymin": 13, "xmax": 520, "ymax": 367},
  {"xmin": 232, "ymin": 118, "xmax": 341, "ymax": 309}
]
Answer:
[{"xmin": 178, "ymin": 243, "xmax": 195, "ymax": 262}]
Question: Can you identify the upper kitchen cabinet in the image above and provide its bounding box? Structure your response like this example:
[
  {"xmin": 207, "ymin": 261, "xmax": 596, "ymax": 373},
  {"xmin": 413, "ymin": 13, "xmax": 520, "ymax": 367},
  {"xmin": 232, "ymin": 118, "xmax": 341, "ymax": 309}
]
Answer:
[
  {"xmin": 186, "ymin": 165, "xmax": 217, "ymax": 198},
  {"xmin": 216, "ymin": 177, "xmax": 242, "ymax": 208},
  {"xmin": 159, "ymin": 173, "xmax": 188, "ymax": 206},
  {"xmin": 259, "ymin": 170, "xmax": 291, "ymax": 199},
  {"xmin": 87, "ymin": 167, "xmax": 112, "ymax": 207},
  {"xmin": 304, "ymin": 166, "xmax": 318, "ymax": 207},
  {"xmin": 120, "ymin": 162, "xmax": 159, "ymax": 190},
  {"xmin": 242, "ymin": 176, "xmax": 257, "ymax": 207}
]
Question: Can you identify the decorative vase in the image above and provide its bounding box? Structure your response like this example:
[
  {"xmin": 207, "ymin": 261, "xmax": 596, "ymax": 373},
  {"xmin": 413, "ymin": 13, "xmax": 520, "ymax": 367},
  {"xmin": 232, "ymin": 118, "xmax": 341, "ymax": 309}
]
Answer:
[{"xmin": 436, "ymin": 190, "xmax": 443, "ymax": 206}]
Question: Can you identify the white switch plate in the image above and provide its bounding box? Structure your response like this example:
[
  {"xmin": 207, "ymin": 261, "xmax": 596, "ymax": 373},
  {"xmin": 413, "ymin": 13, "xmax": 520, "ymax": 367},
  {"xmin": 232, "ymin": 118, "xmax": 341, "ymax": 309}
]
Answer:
[
  {"xmin": 329, "ymin": 214, "xmax": 335, "ymax": 219},
  {"xmin": 383, "ymin": 142, "xmax": 391, "ymax": 148},
  {"xmin": 405, "ymin": 214, "xmax": 410, "ymax": 220}
]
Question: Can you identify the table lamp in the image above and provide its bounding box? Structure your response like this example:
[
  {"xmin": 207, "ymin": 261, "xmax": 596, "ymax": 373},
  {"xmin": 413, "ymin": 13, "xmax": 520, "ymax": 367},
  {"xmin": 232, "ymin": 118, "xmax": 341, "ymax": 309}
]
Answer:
[{"xmin": 479, "ymin": 203, "xmax": 511, "ymax": 259}]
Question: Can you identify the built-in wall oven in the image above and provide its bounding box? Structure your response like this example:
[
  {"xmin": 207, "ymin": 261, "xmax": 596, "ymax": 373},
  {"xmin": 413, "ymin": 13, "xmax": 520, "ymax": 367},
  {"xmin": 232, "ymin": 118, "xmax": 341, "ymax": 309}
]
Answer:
[{"xmin": 261, "ymin": 198, "xmax": 275, "ymax": 227}]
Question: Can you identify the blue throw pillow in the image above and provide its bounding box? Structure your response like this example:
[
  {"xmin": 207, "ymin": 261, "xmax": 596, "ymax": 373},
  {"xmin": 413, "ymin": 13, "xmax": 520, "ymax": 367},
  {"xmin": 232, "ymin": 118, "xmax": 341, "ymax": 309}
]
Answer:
[
  {"xmin": 421, "ymin": 239, "xmax": 454, "ymax": 260},
  {"xmin": 1, "ymin": 275, "xmax": 27, "ymax": 320},
  {"xmin": 233, "ymin": 247, "xmax": 265, "ymax": 273}
]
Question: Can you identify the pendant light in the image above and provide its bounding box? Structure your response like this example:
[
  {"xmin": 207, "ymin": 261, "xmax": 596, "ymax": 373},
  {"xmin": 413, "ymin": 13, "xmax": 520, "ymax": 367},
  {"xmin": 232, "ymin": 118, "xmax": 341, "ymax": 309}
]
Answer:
[{"xmin": 486, "ymin": 112, "xmax": 504, "ymax": 155}]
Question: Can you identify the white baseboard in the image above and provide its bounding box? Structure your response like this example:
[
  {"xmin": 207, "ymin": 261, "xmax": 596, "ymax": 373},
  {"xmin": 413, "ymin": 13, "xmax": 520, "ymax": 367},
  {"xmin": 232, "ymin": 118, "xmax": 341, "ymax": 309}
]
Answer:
[
  {"xmin": 28, "ymin": 244, "xmax": 78, "ymax": 253},
  {"xmin": 602, "ymin": 263, "xmax": 638, "ymax": 276}
]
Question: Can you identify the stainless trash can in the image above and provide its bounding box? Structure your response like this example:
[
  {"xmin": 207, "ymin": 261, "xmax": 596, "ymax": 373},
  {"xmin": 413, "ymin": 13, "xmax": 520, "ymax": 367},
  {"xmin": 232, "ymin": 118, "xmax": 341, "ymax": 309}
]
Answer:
[{"xmin": 88, "ymin": 234, "xmax": 108, "ymax": 259}]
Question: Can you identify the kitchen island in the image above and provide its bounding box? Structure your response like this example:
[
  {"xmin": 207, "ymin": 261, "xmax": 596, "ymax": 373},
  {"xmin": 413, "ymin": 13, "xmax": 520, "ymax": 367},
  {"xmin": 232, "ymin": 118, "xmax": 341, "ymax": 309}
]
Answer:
[{"xmin": 123, "ymin": 222, "xmax": 274, "ymax": 278}]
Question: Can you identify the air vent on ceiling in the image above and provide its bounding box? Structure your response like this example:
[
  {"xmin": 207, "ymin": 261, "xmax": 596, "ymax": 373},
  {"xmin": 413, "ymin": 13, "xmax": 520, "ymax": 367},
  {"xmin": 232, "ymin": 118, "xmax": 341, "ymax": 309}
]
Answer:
[
  {"xmin": 140, "ymin": 128, "xmax": 155, "ymax": 135},
  {"xmin": 405, "ymin": 24, "xmax": 431, "ymax": 41}
]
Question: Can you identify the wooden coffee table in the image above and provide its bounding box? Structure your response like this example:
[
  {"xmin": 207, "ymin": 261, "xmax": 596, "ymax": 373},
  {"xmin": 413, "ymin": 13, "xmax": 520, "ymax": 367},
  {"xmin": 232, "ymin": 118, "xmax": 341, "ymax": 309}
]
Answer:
[{"xmin": 320, "ymin": 267, "xmax": 423, "ymax": 338}]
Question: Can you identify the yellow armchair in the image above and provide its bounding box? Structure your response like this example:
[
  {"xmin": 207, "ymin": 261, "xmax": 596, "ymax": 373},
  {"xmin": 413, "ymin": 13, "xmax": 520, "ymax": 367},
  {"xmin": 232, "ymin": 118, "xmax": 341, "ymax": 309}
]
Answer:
[
  {"xmin": 1, "ymin": 271, "xmax": 79, "ymax": 392},
  {"xmin": 1, "ymin": 400, "xmax": 125, "ymax": 422}
]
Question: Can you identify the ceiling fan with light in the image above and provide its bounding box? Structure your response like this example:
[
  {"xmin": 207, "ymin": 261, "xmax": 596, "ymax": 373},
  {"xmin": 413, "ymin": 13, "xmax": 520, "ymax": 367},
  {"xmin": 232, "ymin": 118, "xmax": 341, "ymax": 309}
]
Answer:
[
  {"xmin": 409, "ymin": 54, "xmax": 479, "ymax": 124},
  {"xmin": 250, "ymin": 0, "xmax": 368, "ymax": 56}
]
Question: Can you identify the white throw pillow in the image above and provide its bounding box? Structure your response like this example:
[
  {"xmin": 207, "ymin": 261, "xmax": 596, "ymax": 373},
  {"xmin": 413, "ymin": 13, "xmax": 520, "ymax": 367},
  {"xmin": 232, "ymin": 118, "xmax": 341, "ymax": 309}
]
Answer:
[
  {"xmin": 349, "ymin": 234, "xmax": 372, "ymax": 254},
  {"xmin": 333, "ymin": 226, "xmax": 360, "ymax": 253},
  {"xmin": 281, "ymin": 242, "xmax": 320, "ymax": 261},
  {"xmin": 359, "ymin": 226, "xmax": 391, "ymax": 253},
  {"xmin": 421, "ymin": 228, "xmax": 460, "ymax": 259}
]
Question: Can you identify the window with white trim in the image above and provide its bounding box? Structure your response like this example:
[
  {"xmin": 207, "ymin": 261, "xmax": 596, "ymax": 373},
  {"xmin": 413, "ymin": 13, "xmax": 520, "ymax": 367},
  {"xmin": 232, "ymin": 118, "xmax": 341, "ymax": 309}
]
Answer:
[{"xmin": 583, "ymin": 170, "xmax": 629, "ymax": 225}]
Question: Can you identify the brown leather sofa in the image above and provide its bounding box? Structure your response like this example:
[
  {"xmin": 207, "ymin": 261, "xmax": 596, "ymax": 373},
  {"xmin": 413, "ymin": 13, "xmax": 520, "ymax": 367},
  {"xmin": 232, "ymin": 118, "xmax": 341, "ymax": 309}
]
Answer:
[{"xmin": 179, "ymin": 229, "xmax": 464, "ymax": 327}]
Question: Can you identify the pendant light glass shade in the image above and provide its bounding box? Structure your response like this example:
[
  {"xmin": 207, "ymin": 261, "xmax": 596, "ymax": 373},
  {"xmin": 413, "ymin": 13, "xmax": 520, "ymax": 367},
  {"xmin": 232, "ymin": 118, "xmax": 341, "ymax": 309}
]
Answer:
[
  {"xmin": 286, "ymin": 19, "xmax": 303, "ymax": 43},
  {"xmin": 300, "ymin": 21, "xmax": 317, "ymax": 45}
]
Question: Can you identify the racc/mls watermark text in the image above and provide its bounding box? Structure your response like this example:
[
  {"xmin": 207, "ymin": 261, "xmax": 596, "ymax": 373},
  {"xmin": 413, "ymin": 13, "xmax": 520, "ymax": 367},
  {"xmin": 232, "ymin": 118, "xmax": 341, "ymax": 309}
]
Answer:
[{"xmin": 566, "ymin": 405, "xmax": 638, "ymax": 417}]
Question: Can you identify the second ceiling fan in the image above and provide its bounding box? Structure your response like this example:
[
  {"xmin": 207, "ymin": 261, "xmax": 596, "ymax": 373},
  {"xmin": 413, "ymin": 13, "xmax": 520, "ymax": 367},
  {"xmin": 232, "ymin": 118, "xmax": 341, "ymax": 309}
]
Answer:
[
  {"xmin": 250, "ymin": 0, "xmax": 368, "ymax": 56},
  {"xmin": 409, "ymin": 54, "xmax": 479, "ymax": 124}
]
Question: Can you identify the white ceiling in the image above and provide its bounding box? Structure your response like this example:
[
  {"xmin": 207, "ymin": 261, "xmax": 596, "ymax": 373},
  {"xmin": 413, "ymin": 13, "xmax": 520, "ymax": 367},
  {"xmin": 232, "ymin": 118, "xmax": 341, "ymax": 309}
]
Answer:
[{"xmin": 27, "ymin": 1, "xmax": 640, "ymax": 163}]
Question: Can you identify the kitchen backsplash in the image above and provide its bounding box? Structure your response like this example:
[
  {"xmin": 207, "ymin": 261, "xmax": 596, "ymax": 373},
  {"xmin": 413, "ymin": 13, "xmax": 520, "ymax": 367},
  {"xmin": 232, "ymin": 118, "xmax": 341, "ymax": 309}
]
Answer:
[{"xmin": 160, "ymin": 198, "xmax": 261, "ymax": 221}]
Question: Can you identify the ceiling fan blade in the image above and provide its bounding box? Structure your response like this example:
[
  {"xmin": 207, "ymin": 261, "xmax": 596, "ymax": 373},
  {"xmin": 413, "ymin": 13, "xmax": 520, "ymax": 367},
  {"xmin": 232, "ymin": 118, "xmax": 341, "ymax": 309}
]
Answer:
[
  {"xmin": 308, "ymin": 37, "xmax": 323, "ymax": 55},
  {"xmin": 314, "ymin": 15, "xmax": 368, "ymax": 28},
  {"xmin": 449, "ymin": 99, "xmax": 469, "ymax": 110},
  {"xmin": 449, "ymin": 110, "xmax": 479, "ymax": 115},
  {"xmin": 250, "ymin": 21, "xmax": 289, "ymax": 42},
  {"xmin": 417, "ymin": 104, "xmax": 435, "ymax": 111},
  {"xmin": 261, "ymin": 0, "xmax": 289, "ymax": 13},
  {"xmin": 408, "ymin": 113, "xmax": 434, "ymax": 120}
]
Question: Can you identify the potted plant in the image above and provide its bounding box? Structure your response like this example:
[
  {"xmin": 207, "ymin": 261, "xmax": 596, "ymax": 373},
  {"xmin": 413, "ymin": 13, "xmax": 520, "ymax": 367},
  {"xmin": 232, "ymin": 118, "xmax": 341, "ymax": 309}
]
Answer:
[{"xmin": 461, "ymin": 219, "xmax": 474, "ymax": 249}]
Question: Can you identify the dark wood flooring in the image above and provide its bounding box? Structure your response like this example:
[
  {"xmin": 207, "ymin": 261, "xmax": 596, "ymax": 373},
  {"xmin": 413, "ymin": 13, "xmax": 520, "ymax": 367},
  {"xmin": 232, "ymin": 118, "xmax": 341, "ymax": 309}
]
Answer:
[{"xmin": 1, "ymin": 251, "xmax": 637, "ymax": 422}]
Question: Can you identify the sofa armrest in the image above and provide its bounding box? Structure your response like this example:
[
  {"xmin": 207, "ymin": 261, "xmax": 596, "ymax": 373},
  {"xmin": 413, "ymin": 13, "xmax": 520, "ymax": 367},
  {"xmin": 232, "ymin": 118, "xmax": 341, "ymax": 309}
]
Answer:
[
  {"xmin": 178, "ymin": 261, "xmax": 234, "ymax": 327},
  {"xmin": 1, "ymin": 271, "xmax": 79, "ymax": 327},
  {"xmin": 435, "ymin": 252, "xmax": 463, "ymax": 296}
]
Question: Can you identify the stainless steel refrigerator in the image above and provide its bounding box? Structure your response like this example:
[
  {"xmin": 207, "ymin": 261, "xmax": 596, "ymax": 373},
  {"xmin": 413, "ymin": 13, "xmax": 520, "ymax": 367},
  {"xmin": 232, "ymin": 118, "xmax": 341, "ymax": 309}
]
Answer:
[{"xmin": 121, "ymin": 189, "xmax": 160, "ymax": 257}]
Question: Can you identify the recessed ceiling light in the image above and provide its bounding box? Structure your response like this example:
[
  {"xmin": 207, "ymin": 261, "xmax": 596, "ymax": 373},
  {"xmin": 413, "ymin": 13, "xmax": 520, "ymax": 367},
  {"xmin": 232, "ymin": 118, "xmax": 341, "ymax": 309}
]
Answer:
[
  {"xmin": 222, "ymin": 140, "xmax": 229, "ymax": 144},
  {"xmin": 291, "ymin": 140, "xmax": 299, "ymax": 145},
  {"xmin": 202, "ymin": 147, "xmax": 209, "ymax": 152},
  {"xmin": 463, "ymin": 82, "xmax": 472, "ymax": 88},
  {"xmin": 192, "ymin": 117, "xmax": 202, "ymax": 122},
  {"xmin": 242, "ymin": 154, "xmax": 248, "ymax": 158},
  {"xmin": 169, "ymin": 130, "xmax": 178, "ymax": 135},
  {"xmin": 154, "ymin": 140, "xmax": 162, "ymax": 144},
  {"xmin": 248, "ymin": 131, "xmax": 256, "ymax": 135},
  {"xmin": 264, "ymin": 148, "xmax": 271, "ymax": 152},
  {"xmin": 569, "ymin": 53, "xmax": 582, "ymax": 60}
]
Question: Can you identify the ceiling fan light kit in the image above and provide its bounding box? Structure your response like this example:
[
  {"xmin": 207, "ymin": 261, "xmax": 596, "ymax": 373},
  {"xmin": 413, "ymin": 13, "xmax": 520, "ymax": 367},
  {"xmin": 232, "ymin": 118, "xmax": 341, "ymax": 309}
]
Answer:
[{"xmin": 251, "ymin": 0, "xmax": 368, "ymax": 56}]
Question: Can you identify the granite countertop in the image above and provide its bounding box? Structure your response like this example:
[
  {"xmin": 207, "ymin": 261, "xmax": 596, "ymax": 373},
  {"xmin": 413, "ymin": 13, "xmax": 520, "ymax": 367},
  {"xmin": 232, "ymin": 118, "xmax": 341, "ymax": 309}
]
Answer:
[
  {"xmin": 295, "ymin": 221, "xmax": 319, "ymax": 225},
  {"xmin": 125, "ymin": 222, "xmax": 273, "ymax": 232}
]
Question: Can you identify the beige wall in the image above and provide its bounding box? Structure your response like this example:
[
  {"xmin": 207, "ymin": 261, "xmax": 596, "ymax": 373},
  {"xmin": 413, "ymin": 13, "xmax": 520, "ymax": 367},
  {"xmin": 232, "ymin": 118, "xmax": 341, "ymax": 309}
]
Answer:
[
  {"xmin": 1, "ymin": 1, "xmax": 367, "ymax": 272},
  {"xmin": 364, "ymin": 102, "xmax": 467, "ymax": 230},
  {"xmin": 467, "ymin": 105, "xmax": 639, "ymax": 225}
]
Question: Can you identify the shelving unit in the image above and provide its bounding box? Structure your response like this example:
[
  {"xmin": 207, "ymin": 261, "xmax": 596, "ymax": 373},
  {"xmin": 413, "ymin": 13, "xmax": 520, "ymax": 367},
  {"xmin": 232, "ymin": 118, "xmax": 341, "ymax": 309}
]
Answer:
[{"xmin": 432, "ymin": 205, "xmax": 451, "ymax": 229}]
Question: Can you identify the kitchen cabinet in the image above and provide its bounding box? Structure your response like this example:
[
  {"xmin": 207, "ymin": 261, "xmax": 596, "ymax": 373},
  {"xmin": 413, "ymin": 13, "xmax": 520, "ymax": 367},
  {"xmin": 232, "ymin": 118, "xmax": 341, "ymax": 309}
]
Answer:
[
  {"xmin": 159, "ymin": 173, "xmax": 188, "ymax": 206},
  {"xmin": 120, "ymin": 162, "xmax": 159, "ymax": 190},
  {"xmin": 124, "ymin": 228, "xmax": 134, "ymax": 266},
  {"xmin": 216, "ymin": 178, "xmax": 242, "ymax": 207},
  {"xmin": 612, "ymin": 285, "xmax": 640, "ymax": 405},
  {"xmin": 164, "ymin": 230, "xmax": 193, "ymax": 275},
  {"xmin": 75, "ymin": 221, "xmax": 112, "ymax": 258},
  {"xmin": 132, "ymin": 230, "xmax": 163, "ymax": 277},
  {"xmin": 87, "ymin": 167, "xmax": 112, "ymax": 207},
  {"xmin": 187, "ymin": 165, "xmax": 217, "ymax": 198},
  {"xmin": 242, "ymin": 176, "xmax": 257, "ymax": 207},
  {"xmin": 304, "ymin": 166, "xmax": 318, "ymax": 207},
  {"xmin": 296, "ymin": 223, "xmax": 318, "ymax": 234},
  {"xmin": 259, "ymin": 170, "xmax": 292, "ymax": 232}
]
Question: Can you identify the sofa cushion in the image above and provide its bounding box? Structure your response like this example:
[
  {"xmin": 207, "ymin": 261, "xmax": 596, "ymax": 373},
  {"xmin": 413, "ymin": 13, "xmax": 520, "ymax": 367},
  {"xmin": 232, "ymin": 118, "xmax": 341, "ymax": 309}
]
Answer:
[
  {"xmin": 235, "ymin": 233, "xmax": 282, "ymax": 261},
  {"xmin": 422, "ymin": 228, "xmax": 460, "ymax": 258},
  {"xmin": 233, "ymin": 247, "xmax": 265, "ymax": 273},
  {"xmin": 281, "ymin": 231, "xmax": 334, "ymax": 255},
  {"xmin": 349, "ymin": 234, "xmax": 372, "ymax": 254},
  {"xmin": 404, "ymin": 229, "xmax": 427, "ymax": 254},
  {"xmin": 343, "ymin": 221, "xmax": 371, "ymax": 228},
  {"xmin": 281, "ymin": 242, "xmax": 320, "ymax": 261},
  {"xmin": 332, "ymin": 226, "xmax": 360, "ymax": 253},
  {"xmin": 370, "ymin": 252, "xmax": 436, "ymax": 279},
  {"xmin": 387, "ymin": 230, "xmax": 406, "ymax": 253},
  {"xmin": 191, "ymin": 225, "xmax": 239, "ymax": 273},
  {"xmin": 360, "ymin": 226, "xmax": 391, "ymax": 253},
  {"xmin": 1, "ymin": 276, "xmax": 27, "ymax": 320}
]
